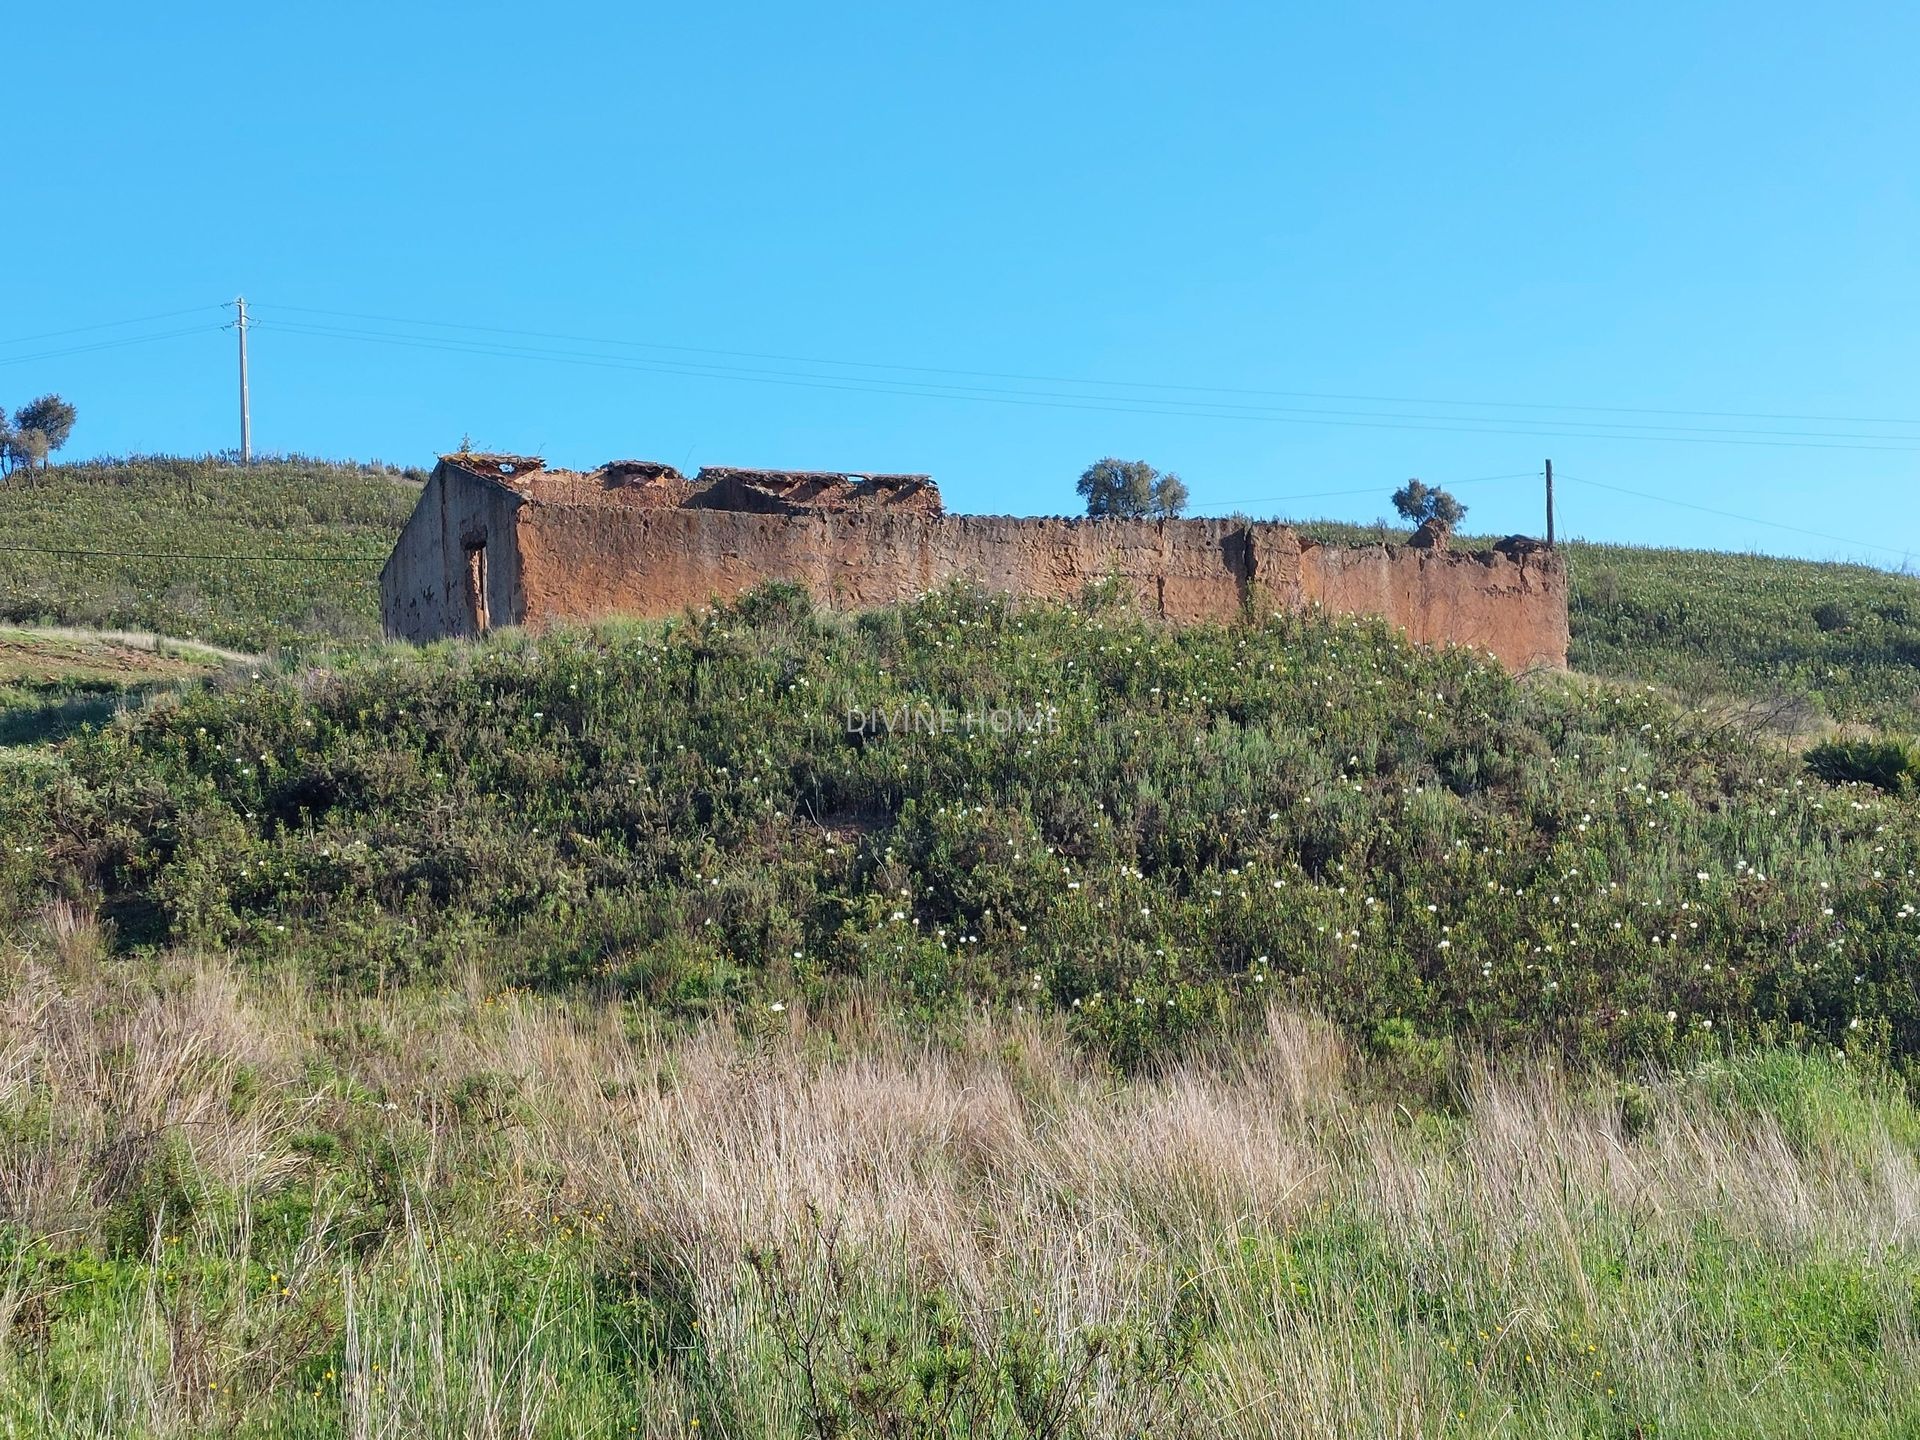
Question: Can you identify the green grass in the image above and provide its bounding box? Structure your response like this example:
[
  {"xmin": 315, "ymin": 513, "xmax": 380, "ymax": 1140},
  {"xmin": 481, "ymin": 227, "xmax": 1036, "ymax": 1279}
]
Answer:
[
  {"xmin": 0, "ymin": 629, "xmax": 231, "ymax": 747},
  {"xmin": 1566, "ymin": 544, "xmax": 1920, "ymax": 730},
  {"xmin": 0, "ymin": 455, "xmax": 422, "ymax": 652}
]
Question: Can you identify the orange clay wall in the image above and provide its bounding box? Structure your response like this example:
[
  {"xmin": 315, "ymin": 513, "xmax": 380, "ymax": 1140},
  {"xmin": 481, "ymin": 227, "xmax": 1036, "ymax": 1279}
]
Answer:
[
  {"xmin": 1294, "ymin": 540, "xmax": 1568, "ymax": 670},
  {"xmin": 483, "ymin": 504, "xmax": 1567, "ymax": 670}
]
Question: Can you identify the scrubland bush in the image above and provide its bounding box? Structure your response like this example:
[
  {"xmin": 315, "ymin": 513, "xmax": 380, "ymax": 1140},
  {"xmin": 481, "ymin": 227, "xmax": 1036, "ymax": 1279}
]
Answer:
[{"xmin": 2, "ymin": 582, "xmax": 1916, "ymax": 1078}]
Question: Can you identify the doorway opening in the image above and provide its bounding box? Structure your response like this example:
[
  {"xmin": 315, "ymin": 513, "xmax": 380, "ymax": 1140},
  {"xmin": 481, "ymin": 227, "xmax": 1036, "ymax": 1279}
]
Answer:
[{"xmin": 463, "ymin": 539, "xmax": 490, "ymax": 635}]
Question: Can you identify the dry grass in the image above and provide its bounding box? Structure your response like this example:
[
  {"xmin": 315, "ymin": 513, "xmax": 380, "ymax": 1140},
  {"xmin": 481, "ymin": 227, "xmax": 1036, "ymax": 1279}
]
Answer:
[{"xmin": 1, "ymin": 951, "xmax": 1917, "ymax": 1436}]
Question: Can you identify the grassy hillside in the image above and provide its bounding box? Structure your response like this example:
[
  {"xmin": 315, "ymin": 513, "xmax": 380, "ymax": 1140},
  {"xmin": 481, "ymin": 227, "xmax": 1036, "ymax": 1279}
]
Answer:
[
  {"xmin": 1567, "ymin": 544, "xmax": 1920, "ymax": 729},
  {"xmin": 4, "ymin": 584, "xmax": 1914, "ymax": 1072},
  {"xmin": 3, "ymin": 457, "xmax": 1917, "ymax": 727},
  {"xmin": 0, "ymin": 455, "xmax": 421, "ymax": 651},
  {"xmin": 2, "ymin": 587, "xmax": 1919, "ymax": 1435},
  {"xmin": 0, "ymin": 627, "xmax": 236, "ymax": 746}
]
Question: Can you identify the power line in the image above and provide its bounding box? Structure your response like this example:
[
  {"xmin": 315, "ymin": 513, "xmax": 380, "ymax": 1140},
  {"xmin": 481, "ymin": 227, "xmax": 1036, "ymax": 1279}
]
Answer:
[
  {"xmin": 0, "ymin": 326, "xmax": 220, "ymax": 369},
  {"xmin": 1555, "ymin": 474, "xmax": 1915, "ymax": 563},
  {"xmin": 0, "ymin": 542, "xmax": 385, "ymax": 564},
  {"xmin": 1187, "ymin": 471, "xmax": 1538, "ymax": 512},
  {"xmin": 252, "ymin": 319, "xmax": 1920, "ymax": 453},
  {"xmin": 260, "ymin": 301, "xmax": 1920, "ymax": 432},
  {"xmin": 257, "ymin": 316, "xmax": 1909, "ymax": 443},
  {"xmin": 0, "ymin": 306, "xmax": 223, "ymax": 349}
]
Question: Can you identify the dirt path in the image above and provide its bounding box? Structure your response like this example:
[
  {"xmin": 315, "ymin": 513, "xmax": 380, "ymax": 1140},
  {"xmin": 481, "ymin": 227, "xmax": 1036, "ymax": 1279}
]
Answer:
[{"xmin": 4, "ymin": 626, "xmax": 260, "ymax": 666}]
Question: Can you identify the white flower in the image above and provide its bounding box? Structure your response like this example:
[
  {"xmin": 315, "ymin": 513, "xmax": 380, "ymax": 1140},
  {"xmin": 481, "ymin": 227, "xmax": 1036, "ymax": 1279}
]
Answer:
[{"xmin": 769, "ymin": 1002, "xmax": 787, "ymax": 1013}]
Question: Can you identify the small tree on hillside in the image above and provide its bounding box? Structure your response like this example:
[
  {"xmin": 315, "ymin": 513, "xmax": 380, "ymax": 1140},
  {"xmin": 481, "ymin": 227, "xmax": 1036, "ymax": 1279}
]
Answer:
[
  {"xmin": 1391, "ymin": 478, "xmax": 1466, "ymax": 528},
  {"xmin": 12, "ymin": 395, "xmax": 76, "ymax": 470},
  {"xmin": 1077, "ymin": 457, "xmax": 1189, "ymax": 519},
  {"xmin": 0, "ymin": 410, "xmax": 13, "ymax": 477}
]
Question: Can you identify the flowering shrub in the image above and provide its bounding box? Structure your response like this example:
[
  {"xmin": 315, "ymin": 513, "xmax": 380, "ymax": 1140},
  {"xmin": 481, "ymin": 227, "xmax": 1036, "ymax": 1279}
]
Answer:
[{"xmin": 6, "ymin": 581, "xmax": 1918, "ymax": 1071}]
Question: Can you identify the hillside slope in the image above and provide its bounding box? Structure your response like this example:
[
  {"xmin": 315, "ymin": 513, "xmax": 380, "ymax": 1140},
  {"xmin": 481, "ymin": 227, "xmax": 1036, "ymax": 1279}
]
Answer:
[
  {"xmin": 1568, "ymin": 544, "xmax": 1920, "ymax": 728},
  {"xmin": 5, "ymin": 457, "xmax": 1916, "ymax": 723},
  {"xmin": 5, "ymin": 584, "xmax": 1914, "ymax": 1070},
  {"xmin": 4, "ymin": 573, "xmax": 1918, "ymax": 1437},
  {"xmin": 0, "ymin": 455, "xmax": 420, "ymax": 650}
]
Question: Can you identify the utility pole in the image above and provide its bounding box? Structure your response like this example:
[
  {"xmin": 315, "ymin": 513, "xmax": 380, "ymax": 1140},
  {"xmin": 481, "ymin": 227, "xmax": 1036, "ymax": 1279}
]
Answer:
[
  {"xmin": 1544, "ymin": 458, "xmax": 1555, "ymax": 547},
  {"xmin": 233, "ymin": 297, "xmax": 251, "ymax": 464}
]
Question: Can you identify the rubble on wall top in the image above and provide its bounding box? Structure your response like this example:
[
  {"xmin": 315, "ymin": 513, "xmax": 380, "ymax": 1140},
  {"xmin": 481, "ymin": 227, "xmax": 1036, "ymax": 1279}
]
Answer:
[
  {"xmin": 690, "ymin": 467, "xmax": 944, "ymax": 515},
  {"xmin": 443, "ymin": 452, "xmax": 547, "ymax": 480},
  {"xmin": 439, "ymin": 453, "xmax": 940, "ymax": 513},
  {"xmin": 1493, "ymin": 534, "xmax": 1553, "ymax": 557},
  {"xmin": 596, "ymin": 460, "xmax": 689, "ymax": 484},
  {"xmin": 693, "ymin": 467, "xmax": 933, "ymax": 488}
]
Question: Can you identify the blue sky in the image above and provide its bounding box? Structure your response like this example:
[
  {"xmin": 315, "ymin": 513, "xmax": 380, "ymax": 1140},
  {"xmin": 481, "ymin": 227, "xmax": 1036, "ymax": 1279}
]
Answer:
[{"xmin": 7, "ymin": 1, "xmax": 1918, "ymax": 564}]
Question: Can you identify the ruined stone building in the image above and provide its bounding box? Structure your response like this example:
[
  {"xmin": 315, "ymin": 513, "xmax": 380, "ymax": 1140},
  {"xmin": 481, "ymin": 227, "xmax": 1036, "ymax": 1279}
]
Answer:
[{"xmin": 379, "ymin": 454, "xmax": 1569, "ymax": 670}]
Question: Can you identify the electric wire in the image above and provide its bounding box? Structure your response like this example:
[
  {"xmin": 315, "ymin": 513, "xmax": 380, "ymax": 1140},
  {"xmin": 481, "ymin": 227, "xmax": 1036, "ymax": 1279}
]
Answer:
[
  {"xmin": 258, "ymin": 302, "xmax": 1920, "ymax": 432},
  {"xmin": 250, "ymin": 319, "xmax": 1920, "ymax": 452},
  {"xmin": 0, "ymin": 326, "xmax": 221, "ymax": 369},
  {"xmin": 1187, "ymin": 471, "xmax": 1539, "ymax": 512},
  {"xmin": 0, "ymin": 306, "xmax": 224, "ymax": 349},
  {"xmin": 1555, "ymin": 474, "xmax": 1914, "ymax": 563}
]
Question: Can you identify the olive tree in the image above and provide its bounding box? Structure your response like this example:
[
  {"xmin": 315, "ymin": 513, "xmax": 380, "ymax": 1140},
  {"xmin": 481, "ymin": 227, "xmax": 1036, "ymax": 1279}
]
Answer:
[{"xmin": 1077, "ymin": 457, "xmax": 1189, "ymax": 519}]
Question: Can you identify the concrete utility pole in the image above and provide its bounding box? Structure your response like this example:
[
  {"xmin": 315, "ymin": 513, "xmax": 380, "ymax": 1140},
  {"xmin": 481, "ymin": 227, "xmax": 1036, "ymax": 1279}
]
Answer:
[
  {"xmin": 233, "ymin": 297, "xmax": 251, "ymax": 464},
  {"xmin": 1544, "ymin": 458, "xmax": 1555, "ymax": 547}
]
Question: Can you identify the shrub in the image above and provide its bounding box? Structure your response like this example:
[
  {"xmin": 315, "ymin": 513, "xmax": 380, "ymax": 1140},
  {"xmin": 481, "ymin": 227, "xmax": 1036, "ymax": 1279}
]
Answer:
[{"xmin": 1804, "ymin": 736, "xmax": 1920, "ymax": 795}]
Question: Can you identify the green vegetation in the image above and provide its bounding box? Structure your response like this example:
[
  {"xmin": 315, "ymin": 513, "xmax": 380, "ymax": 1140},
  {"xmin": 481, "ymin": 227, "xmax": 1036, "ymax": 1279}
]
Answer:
[
  {"xmin": 0, "ymin": 393, "xmax": 79, "ymax": 474},
  {"xmin": 1567, "ymin": 544, "xmax": 1920, "ymax": 729},
  {"xmin": 1, "ymin": 456, "xmax": 1918, "ymax": 1433},
  {"xmin": 1390, "ymin": 477, "xmax": 1467, "ymax": 528},
  {"xmin": 1076, "ymin": 456, "xmax": 1189, "ymax": 518},
  {"xmin": 0, "ymin": 627, "xmax": 234, "ymax": 747},
  {"xmin": 0, "ymin": 455, "xmax": 421, "ymax": 651},
  {"xmin": 0, "ymin": 948, "xmax": 1915, "ymax": 1438},
  {"xmin": 1806, "ymin": 736, "xmax": 1920, "ymax": 796},
  {"xmin": 3, "ymin": 583, "xmax": 1915, "ymax": 1076}
]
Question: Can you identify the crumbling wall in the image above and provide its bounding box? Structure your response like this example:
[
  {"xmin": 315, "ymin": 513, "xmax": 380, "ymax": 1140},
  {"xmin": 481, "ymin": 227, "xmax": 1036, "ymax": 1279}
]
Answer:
[
  {"xmin": 379, "ymin": 465, "xmax": 526, "ymax": 642},
  {"xmin": 1297, "ymin": 538, "xmax": 1567, "ymax": 670},
  {"xmin": 384, "ymin": 458, "xmax": 1570, "ymax": 670},
  {"xmin": 509, "ymin": 505, "xmax": 1565, "ymax": 668}
]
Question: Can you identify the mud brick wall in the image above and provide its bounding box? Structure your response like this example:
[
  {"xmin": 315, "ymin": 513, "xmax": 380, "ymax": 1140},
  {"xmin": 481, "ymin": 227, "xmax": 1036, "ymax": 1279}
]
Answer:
[{"xmin": 382, "ymin": 464, "xmax": 1569, "ymax": 670}]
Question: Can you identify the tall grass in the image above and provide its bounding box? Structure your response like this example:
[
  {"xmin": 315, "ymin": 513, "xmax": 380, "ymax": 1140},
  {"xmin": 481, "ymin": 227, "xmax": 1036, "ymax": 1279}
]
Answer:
[{"xmin": 0, "ymin": 941, "xmax": 1915, "ymax": 1437}]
